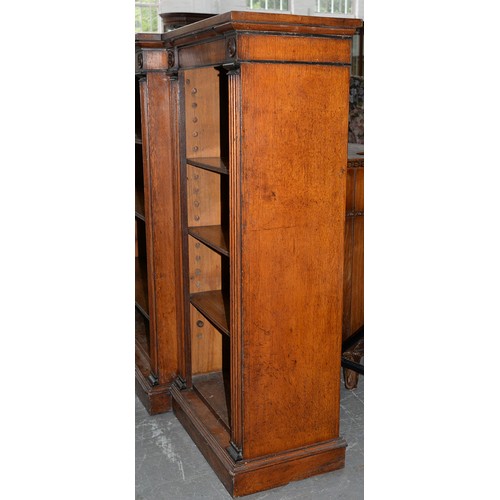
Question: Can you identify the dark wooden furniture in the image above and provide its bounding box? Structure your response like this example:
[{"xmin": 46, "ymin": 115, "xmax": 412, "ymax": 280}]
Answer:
[
  {"xmin": 342, "ymin": 143, "xmax": 364, "ymax": 389},
  {"xmin": 160, "ymin": 12, "xmax": 214, "ymax": 32},
  {"xmin": 162, "ymin": 11, "xmax": 362, "ymax": 496}
]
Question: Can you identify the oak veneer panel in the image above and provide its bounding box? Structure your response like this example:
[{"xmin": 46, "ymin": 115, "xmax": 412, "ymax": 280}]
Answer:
[
  {"xmin": 179, "ymin": 38, "xmax": 227, "ymax": 71},
  {"xmin": 184, "ymin": 67, "xmax": 221, "ymax": 159},
  {"xmin": 238, "ymin": 34, "xmax": 351, "ymax": 64},
  {"xmin": 239, "ymin": 62, "xmax": 349, "ymax": 459},
  {"xmin": 140, "ymin": 71, "xmax": 180, "ymax": 385},
  {"xmin": 190, "ymin": 305, "xmax": 222, "ymax": 375},
  {"xmin": 187, "ymin": 232, "xmax": 224, "ymax": 380},
  {"xmin": 187, "ymin": 165, "xmax": 222, "ymax": 228},
  {"xmin": 188, "ymin": 235, "xmax": 222, "ymax": 293}
]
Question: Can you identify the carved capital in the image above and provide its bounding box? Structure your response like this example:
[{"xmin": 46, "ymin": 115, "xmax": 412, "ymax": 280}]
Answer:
[
  {"xmin": 222, "ymin": 62, "xmax": 241, "ymax": 75},
  {"xmin": 137, "ymin": 52, "xmax": 143, "ymax": 70}
]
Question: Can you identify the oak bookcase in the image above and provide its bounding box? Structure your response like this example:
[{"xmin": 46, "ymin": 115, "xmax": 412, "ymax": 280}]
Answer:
[{"xmin": 160, "ymin": 11, "xmax": 362, "ymax": 496}]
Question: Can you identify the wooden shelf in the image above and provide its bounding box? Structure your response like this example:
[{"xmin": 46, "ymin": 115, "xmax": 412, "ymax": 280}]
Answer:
[
  {"xmin": 135, "ymin": 257, "xmax": 149, "ymax": 319},
  {"xmin": 188, "ymin": 225, "xmax": 229, "ymax": 257},
  {"xmin": 193, "ymin": 371, "xmax": 229, "ymax": 431},
  {"xmin": 186, "ymin": 157, "xmax": 228, "ymax": 175},
  {"xmin": 135, "ymin": 188, "xmax": 145, "ymax": 221},
  {"xmin": 190, "ymin": 290, "xmax": 229, "ymax": 336}
]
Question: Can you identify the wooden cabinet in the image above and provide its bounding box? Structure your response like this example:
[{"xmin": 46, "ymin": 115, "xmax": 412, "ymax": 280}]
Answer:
[
  {"xmin": 161, "ymin": 12, "xmax": 362, "ymax": 496},
  {"xmin": 343, "ymin": 143, "xmax": 364, "ymax": 389}
]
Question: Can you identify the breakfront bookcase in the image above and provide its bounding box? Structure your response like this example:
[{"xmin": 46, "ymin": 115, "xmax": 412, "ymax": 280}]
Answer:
[{"xmin": 160, "ymin": 11, "xmax": 362, "ymax": 496}]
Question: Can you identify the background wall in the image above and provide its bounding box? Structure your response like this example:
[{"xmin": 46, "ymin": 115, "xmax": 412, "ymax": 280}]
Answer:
[{"xmin": 159, "ymin": 0, "xmax": 364, "ymax": 18}]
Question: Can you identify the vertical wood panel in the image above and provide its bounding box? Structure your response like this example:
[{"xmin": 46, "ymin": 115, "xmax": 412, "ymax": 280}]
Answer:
[
  {"xmin": 143, "ymin": 72, "xmax": 181, "ymax": 384},
  {"xmin": 354, "ymin": 168, "xmax": 363, "ymax": 213},
  {"xmin": 240, "ymin": 62, "xmax": 349, "ymax": 459},
  {"xmin": 188, "ymin": 235, "xmax": 222, "ymax": 294},
  {"xmin": 342, "ymin": 217, "xmax": 354, "ymax": 340},
  {"xmin": 191, "ymin": 305, "xmax": 223, "ymax": 374},
  {"xmin": 351, "ymin": 215, "xmax": 364, "ymax": 333},
  {"xmin": 186, "ymin": 165, "xmax": 221, "ymax": 227},
  {"xmin": 184, "ymin": 67, "xmax": 221, "ymax": 159},
  {"xmin": 139, "ymin": 77, "xmax": 158, "ymax": 374},
  {"xmin": 229, "ymin": 67, "xmax": 243, "ymax": 452}
]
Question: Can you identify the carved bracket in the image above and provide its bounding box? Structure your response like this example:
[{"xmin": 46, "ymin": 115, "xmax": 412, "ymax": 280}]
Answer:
[
  {"xmin": 167, "ymin": 49, "xmax": 175, "ymax": 68},
  {"xmin": 166, "ymin": 48, "xmax": 180, "ymax": 76},
  {"xmin": 136, "ymin": 52, "xmax": 143, "ymax": 70},
  {"xmin": 226, "ymin": 36, "xmax": 237, "ymax": 60}
]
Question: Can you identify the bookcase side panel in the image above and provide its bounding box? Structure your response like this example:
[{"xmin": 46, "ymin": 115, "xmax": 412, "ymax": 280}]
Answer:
[{"xmin": 239, "ymin": 61, "xmax": 350, "ymax": 459}]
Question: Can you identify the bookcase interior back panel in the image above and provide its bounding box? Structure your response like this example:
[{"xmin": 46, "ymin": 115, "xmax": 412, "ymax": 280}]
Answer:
[
  {"xmin": 184, "ymin": 67, "xmax": 221, "ymax": 159},
  {"xmin": 190, "ymin": 305, "xmax": 222, "ymax": 375},
  {"xmin": 186, "ymin": 165, "xmax": 222, "ymax": 226},
  {"xmin": 182, "ymin": 64, "xmax": 231, "ymax": 431}
]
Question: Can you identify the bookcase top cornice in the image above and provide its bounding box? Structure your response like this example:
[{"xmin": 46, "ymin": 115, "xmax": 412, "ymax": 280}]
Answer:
[{"xmin": 162, "ymin": 10, "xmax": 362, "ymax": 47}]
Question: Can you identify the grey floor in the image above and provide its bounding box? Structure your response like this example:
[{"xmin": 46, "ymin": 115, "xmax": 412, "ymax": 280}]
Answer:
[{"xmin": 136, "ymin": 374, "xmax": 363, "ymax": 499}]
